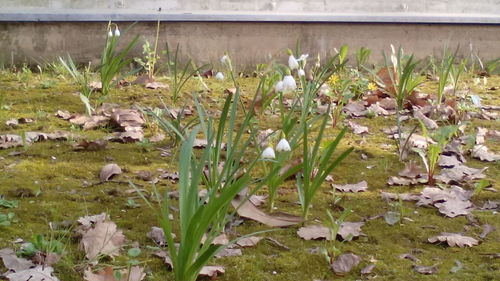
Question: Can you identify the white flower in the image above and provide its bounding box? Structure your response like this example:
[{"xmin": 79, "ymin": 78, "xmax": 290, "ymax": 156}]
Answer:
[
  {"xmin": 282, "ymin": 75, "xmax": 296, "ymax": 92},
  {"xmin": 298, "ymin": 68, "xmax": 305, "ymax": 77},
  {"xmin": 276, "ymin": 138, "xmax": 291, "ymax": 152},
  {"xmin": 297, "ymin": 54, "xmax": 309, "ymax": 62},
  {"xmin": 215, "ymin": 72, "xmax": 224, "ymax": 80},
  {"xmin": 275, "ymin": 80, "xmax": 284, "ymax": 92},
  {"xmin": 288, "ymin": 55, "xmax": 299, "ymax": 70},
  {"xmin": 114, "ymin": 28, "xmax": 120, "ymax": 37},
  {"xmin": 261, "ymin": 147, "xmax": 276, "ymax": 159},
  {"xmin": 108, "ymin": 30, "xmax": 113, "ymax": 37},
  {"xmin": 221, "ymin": 55, "xmax": 229, "ymax": 65}
]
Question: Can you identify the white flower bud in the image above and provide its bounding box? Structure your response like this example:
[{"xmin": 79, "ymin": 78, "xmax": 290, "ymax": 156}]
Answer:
[
  {"xmin": 261, "ymin": 147, "xmax": 276, "ymax": 159},
  {"xmin": 275, "ymin": 80, "xmax": 284, "ymax": 92},
  {"xmin": 297, "ymin": 54, "xmax": 309, "ymax": 62},
  {"xmin": 221, "ymin": 55, "xmax": 229, "ymax": 65},
  {"xmin": 288, "ymin": 55, "xmax": 299, "ymax": 70},
  {"xmin": 298, "ymin": 68, "xmax": 305, "ymax": 77},
  {"xmin": 275, "ymin": 138, "xmax": 291, "ymax": 152},
  {"xmin": 215, "ymin": 72, "xmax": 224, "ymax": 80},
  {"xmin": 282, "ymin": 75, "xmax": 296, "ymax": 92},
  {"xmin": 114, "ymin": 28, "xmax": 121, "ymax": 37},
  {"xmin": 108, "ymin": 30, "xmax": 113, "ymax": 37}
]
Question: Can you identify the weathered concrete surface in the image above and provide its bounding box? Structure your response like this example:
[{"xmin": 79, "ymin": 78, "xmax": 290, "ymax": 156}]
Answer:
[
  {"xmin": 1, "ymin": 22, "xmax": 499, "ymax": 67},
  {"xmin": 2, "ymin": 0, "xmax": 499, "ymax": 14}
]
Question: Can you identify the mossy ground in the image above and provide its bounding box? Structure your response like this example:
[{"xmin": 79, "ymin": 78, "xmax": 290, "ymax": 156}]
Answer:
[{"xmin": 0, "ymin": 71, "xmax": 499, "ymax": 281}]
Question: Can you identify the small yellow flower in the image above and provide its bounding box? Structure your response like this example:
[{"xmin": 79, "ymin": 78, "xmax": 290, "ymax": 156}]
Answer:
[
  {"xmin": 327, "ymin": 74, "xmax": 340, "ymax": 87},
  {"xmin": 367, "ymin": 82, "xmax": 377, "ymax": 91}
]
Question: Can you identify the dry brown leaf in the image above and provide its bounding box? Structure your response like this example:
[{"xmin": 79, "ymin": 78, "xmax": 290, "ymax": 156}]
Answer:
[
  {"xmin": 0, "ymin": 248, "xmax": 35, "ymax": 274},
  {"xmin": 74, "ymin": 139, "xmax": 107, "ymax": 151},
  {"xmin": 78, "ymin": 213, "xmax": 108, "ymax": 229},
  {"xmin": 417, "ymin": 186, "xmax": 473, "ymax": 217},
  {"xmin": 343, "ymin": 101, "xmax": 367, "ymax": 117},
  {"xmin": 145, "ymin": 81, "xmax": 169, "ymax": 90},
  {"xmin": 153, "ymin": 250, "xmax": 173, "ymax": 269},
  {"xmin": 236, "ymin": 236, "xmax": 263, "ymax": 247},
  {"xmin": 99, "ymin": 163, "xmax": 122, "ymax": 182},
  {"xmin": 438, "ymin": 154, "xmax": 463, "ymax": 168},
  {"xmin": 249, "ymin": 194, "xmax": 267, "ymax": 207},
  {"xmin": 80, "ymin": 221, "xmax": 126, "ymax": 260},
  {"xmin": 367, "ymin": 103, "xmax": 392, "ymax": 116},
  {"xmin": 147, "ymin": 227, "xmax": 167, "ymax": 246},
  {"xmin": 428, "ymin": 232, "xmax": 479, "ymax": 247},
  {"xmin": 378, "ymin": 97, "xmax": 397, "ymax": 110},
  {"xmin": 434, "ymin": 198, "xmax": 473, "ymax": 218},
  {"xmin": 361, "ymin": 263, "xmax": 376, "ymax": 275},
  {"xmin": 414, "ymin": 109, "xmax": 438, "ymax": 130},
  {"xmin": 435, "ymin": 165, "xmax": 487, "ymax": 184},
  {"xmin": 231, "ymin": 194, "xmax": 302, "ymax": 227},
  {"xmin": 0, "ymin": 134, "xmax": 23, "ymax": 149},
  {"xmin": 199, "ymin": 266, "xmax": 225, "ymax": 278},
  {"xmin": 346, "ymin": 121, "xmax": 368, "ymax": 135},
  {"xmin": 380, "ymin": 191, "xmax": 420, "ymax": 201},
  {"xmin": 5, "ymin": 265, "xmax": 60, "ymax": 281},
  {"xmin": 110, "ymin": 109, "xmax": 145, "ymax": 129},
  {"xmin": 413, "ymin": 264, "xmax": 438, "ymax": 275},
  {"xmin": 472, "ymin": 145, "xmax": 500, "ymax": 162},
  {"xmin": 398, "ymin": 160, "xmax": 424, "ymax": 179},
  {"xmin": 480, "ymin": 224, "xmax": 496, "ymax": 239},
  {"xmin": 214, "ymin": 248, "xmax": 242, "ymax": 258},
  {"xmin": 399, "ymin": 253, "xmax": 420, "ymax": 263},
  {"xmin": 332, "ymin": 181, "xmax": 368, "ymax": 192},
  {"xmin": 55, "ymin": 110, "xmax": 72, "ymax": 120},
  {"xmin": 387, "ymin": 176, "xmax": 426, "ymax": 186},
  {"xmin": 297, "ymin": 223, "xmax": 364, "ymax": 241},
  {"xmin": 84, "ymin": 266, "xmax": 145, "ymax": 281},
  {"xmin": 331, "ymin": 253, "xmax": 361, "ymax": 275},
  {"xmin": 32, "ymin": 252, "xmax": 61, "ymax": 266},
  {"xmin": 70, "ymin": 115, "xmax": 110, "ymax": 130}
]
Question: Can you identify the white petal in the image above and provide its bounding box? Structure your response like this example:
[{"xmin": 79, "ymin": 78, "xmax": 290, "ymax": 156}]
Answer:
[
  {"xmin": 215, "ymin": 72, "xmax": 225, "ymax": 80},
  {"xmin": 261, "ymin": 147, "xmax": 276, "ymax": 159},
  {"xmin": 275, "ymin": 81, "xmax": 284, "ymax": 92},
  {"xmin": 221, "ymin": 55, "xmax": 229, "ymax": 65},
  {"xmin": 114, "ymin": 28, "xmax": 120, "ymax": 37},
  {"xmin": 282, "ymin": 75, "xmax": 297, "ymax": 92},
  {"xmin": 108, "ymin": 30, "xmax": 113, "ymax": 37},
  {"xmin": 276, "ymin": 138, "xmax": 291, "ymax": 152},
  {"xmin": 298, "ymin": 54, "xmax": 309, "ymax": 61},
  {"xmin": 298, "ymin": 69, "xmax": 305, "ymax": 77},
  {"xmin": 288, "ymin": 55, "xmax": 299, "ymax": 70}
]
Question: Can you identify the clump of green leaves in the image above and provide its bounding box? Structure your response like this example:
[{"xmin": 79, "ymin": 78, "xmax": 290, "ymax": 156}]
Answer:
[
  {"xmin": 0, "ymin": 212, "xmax": 16, "ymax": 226},
  {"xmin": 58, "ymin": 55, "xmax": 95, "ymax": 115}
]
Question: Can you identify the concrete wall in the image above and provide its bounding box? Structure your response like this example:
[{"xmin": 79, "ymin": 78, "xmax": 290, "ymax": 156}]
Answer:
[
  {"xmin": 2, "ymin": 0, "xmax": 499, "ymax": 14},
  {"xmin": 1, "ymin": 21, "xmax": 499, "ymax": 68}
]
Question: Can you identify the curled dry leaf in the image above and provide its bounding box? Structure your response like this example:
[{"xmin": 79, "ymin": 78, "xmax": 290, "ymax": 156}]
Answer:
[
  {"xmin": 398, "ymin": 160, "xmax": 424, "ymax": 179},
  {"xmin": 99, "ymin": 163, "xmax": 122, "ymax": 182},
  {"xmin": 417, "ymin": 186, "xmax": 473, "ymax": 217},
  {"xmin": 145, "ymin": 81, "xmax": 169, "ymax": 90},
  {"xmin": 74, "ymin": 139, "xmax": 107, "ymax": 151},
  {"xmin": 360, "ymin": 263, "xmax": 376, "ymax": 275},
  {"xmin": 413, "ymin": 264, "xmax": 438, "ymax": 275},
  {"xmin": 70, "ymin": 115, "xmax": 110, "ymax": 130},
  {"xmin": 331, "ymin": 253, "xmax": 361, "ymax": 275},
  {"xmin": 236, "ymin": 236, "xmax": 263, "ymax": 247},
  {"xmin": 199, "ymin": 266, "xmax": 225, "ymax": 278},
  {"xmin": 428, "ymin": 232, "xmax": 479, "ymax": 247},
  {"xmin": 80, "ymin": 221, "xmax": 126, "ymax": 260},
  {"xmin": 110, "ymin": 108, "xmax": 145, "ymax": 129},
  {"xmin": 147, "ymin": 227, "xmax": 167, "ymax": 246},
  {"xmin": 346, "ymin": 121, "xmax": 369, "ymax": 135},
  {"xmin": 215, "ymin": 248, "xmax": 242, "ymax": 258},
  {"xmin": 231, "ymin": 193, "xmax": 302, "ymax": 227},
  {"xmin": 399, "ymin": 253, "xmax": 421, "ymax": 263},
  {"xmin": 472, "ymin": 145, "xmax": 500, "ymax": 162},
  {"xmin": 380, "ymin": 191, "xmax": 420, "ymax": 201},
  {"xmin": 413, "ymin": 109, "xmax": 438, "ymax": 130},
  {"xmin": 55, "ymin": 110, "xmax": 72, "ymax": 120},
  {"xmin": 333, "ymin": 181, "xmax": 368, "ymax": 193},
  {"xmin": 343, "ymin": 101, "xmax": 367, "ymax": 117},
  {"xmin": 438, "ymin": 154, "xmax": 463, "ymax": 168},
  {"xmin": 77, "ymin": 213, "xmax": 108, "ymax": 229}
]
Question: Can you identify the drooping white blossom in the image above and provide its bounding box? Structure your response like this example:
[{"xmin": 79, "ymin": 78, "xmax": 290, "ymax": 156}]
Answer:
[
  {"xmin": 215, "ymin": 72, "xmax": 225, "ymax": 80},
  {"xmin": 114, "ymin": 28, "xmax": 121, "ymax": 37},
  {"xmin": 276, "ymin": 138, "xmax": 291, "ymax": 152},
  {"xmin": 298, "ymin": 68, "xmax": 305, "ymax": 77},
  {"xmin": 275, "ymin": 80, "xmax": 284, "ymax": 92},
  {"xmin": 261, "ymin": 147, "xmax": 276, "ymax": 159},
  {"xmin": 282, "ymin": 75, "xmax": 297, "ymax": 92}
]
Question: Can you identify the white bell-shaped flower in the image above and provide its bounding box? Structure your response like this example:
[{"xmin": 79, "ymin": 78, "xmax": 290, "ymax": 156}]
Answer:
[
  {"xmin": 108, "ymin": 30, "xmax": 113, "ymax": 37},
  {"xmin": 282, "ymin": 75, "xmax": 296, "ymax": 92},
  {"xmin": 275, "ymin": 80, "xmax": 284, "ymax": 92},
  {"xmin": 215, "ymin": 72, "xmax": 224, "ymax": 80},
  {"xmin": 221, "ymin": 55, "xmax": 229, "ymax": 65},
  {"xmin": 114, "ymin": 28, "xmax": 121, "ymax": 37},
  {"xmin": 275, "ymin": 138, "xmax": 291, "ymax": 152},
  {"xmin": 261, "ymin": 147, "xmax": 276, "ymax": 159},
  {"xmin": 298, "ymin": 68, "xmax": 305, "ymax": 77},
  {"xmin": 288, "ymin": 55, "xmax": 299, "ymax": 70}
]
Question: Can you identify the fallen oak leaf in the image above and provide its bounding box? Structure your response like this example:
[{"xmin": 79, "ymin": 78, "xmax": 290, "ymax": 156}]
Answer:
[
  {"xmin": 199, "ymin": 266, "xmax": 225, "ymax": 278},
  {"xmin": 0, "ymin": 248, "xmax": 36, "ymax": 274},
  {"xmin": 428, "ymin": 232, "xmax": 479, "ymax": 248},
  {"xmin": 332, "ymin": 181, "xmax": 368, "ymax": 192},
  {"xmin": 331, "ymin": 253, "xmax": 361, "ymax": 275},
  {"xmin": 471, "ymin": 145, "xmax": 500, "ymax": 162},
  {"xmin": 236, "ymin": 236, "xmax": 263, "ymax": 247},
  {"xmin": 231, "ymin": 193, "xmax": 302, "ymax": 227},
  {"xmin": 297, "ymin": 222, "xmax": 364, "ymax": 241},
  {"xmin": 80, "ymin": 220, "xmax": 126, "ymax": 260},
  {"xmin": 6, "ymin": 265, "xmax": 60, "ymax": 281}
]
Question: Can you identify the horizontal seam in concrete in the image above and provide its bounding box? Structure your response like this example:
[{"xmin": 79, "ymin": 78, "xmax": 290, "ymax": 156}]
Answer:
[{"xmin": 1, "ymin": 11, "xmax": 500, "ymax": 24}]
